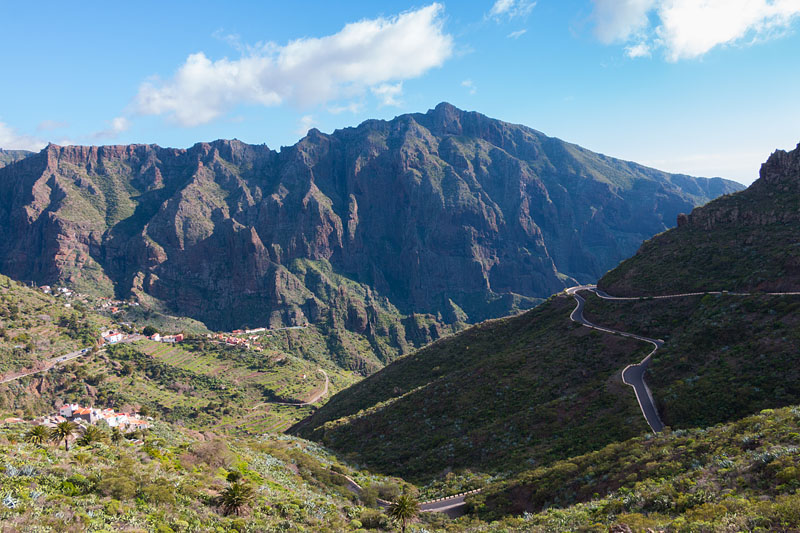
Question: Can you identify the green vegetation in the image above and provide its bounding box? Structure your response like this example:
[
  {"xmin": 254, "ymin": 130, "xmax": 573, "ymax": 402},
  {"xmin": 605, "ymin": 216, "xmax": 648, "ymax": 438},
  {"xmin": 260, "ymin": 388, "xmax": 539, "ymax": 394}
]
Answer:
[
  {"xmin": 388, "ymin": 493, "xmax": 420, "ymax": 533},
  {"xmin": 0, "ymin": 274, "xmax": 109, "ymax": 376},
  {"xmin": 0, "ymin": 421, "xmax": 405, "ymax": 531},
  {"xmin": 296, "ymin": 294, "xmax": 651, "ymax": 480},
  {"xmin": 467, "ymin": 404, "xmax": 800, "ymax": 532},
  {"xmin": 601, "ymin": 222, "xmax": 800, "ymax": 296}
]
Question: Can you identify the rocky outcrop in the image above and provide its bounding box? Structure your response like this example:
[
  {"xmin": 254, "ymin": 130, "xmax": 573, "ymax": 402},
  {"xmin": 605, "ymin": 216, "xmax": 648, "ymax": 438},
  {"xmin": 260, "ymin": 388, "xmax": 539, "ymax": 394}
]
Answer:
[
  {"xmin": 0, "ymin": 104, "xmax": 742, "ymax": 363},
  {"xmin": 599, "ymin": 143, "xmax": 800, "ymax": 295}
]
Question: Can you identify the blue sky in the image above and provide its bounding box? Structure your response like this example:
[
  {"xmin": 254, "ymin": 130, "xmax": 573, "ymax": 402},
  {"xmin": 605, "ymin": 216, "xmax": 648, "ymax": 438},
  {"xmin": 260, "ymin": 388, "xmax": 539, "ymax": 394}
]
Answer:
[{"xmin": 1, "ymin": 1, "xmax": 799, "ymax": 184}]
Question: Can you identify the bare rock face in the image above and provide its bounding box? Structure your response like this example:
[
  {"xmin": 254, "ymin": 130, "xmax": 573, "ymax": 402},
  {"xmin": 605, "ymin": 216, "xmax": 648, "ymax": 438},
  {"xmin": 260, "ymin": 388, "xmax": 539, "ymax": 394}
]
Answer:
[{"xmin": 0, "ymin": 104, "xmax": 742, "ymax": 347}]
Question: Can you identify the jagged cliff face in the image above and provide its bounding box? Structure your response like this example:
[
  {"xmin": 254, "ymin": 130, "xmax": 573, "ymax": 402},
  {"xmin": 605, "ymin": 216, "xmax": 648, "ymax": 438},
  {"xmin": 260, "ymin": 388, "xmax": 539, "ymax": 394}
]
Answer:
[
  {"xmin": 0, "ymin": 103, "xmax": 741, "ymax": 348},
  {"xmin": 601, "ymin": 143, "xmax": 800, "ymax": 295}
]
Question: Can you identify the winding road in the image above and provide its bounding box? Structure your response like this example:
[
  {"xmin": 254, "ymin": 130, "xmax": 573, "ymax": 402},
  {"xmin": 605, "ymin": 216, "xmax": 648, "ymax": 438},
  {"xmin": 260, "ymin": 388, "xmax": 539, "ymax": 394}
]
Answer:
[
  {"xmin": 249, "ymin": 368, "xmax": 330, "ymax": 409},
  {"xmin": 0, "ymin": 347, "xmax": 91, "ymax": 384},
  {"xmin": 567, "ymin": 286, "xmax": 665, "ymax": 432},
  {"xmin": 567, "ymin": 284, "xmax": 800, "ymax": 432},
  {"xmin": 337, "ymin": 472, "xmax": 479, "ymax": 517}
]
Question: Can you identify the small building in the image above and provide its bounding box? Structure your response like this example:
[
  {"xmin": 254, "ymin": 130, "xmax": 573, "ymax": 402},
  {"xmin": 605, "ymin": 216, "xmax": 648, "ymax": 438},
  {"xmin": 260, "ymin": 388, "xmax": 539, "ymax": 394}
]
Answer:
[
  {"xmin": 59, "ymin": 403, "xmax": 82, "ymax": 418},
  {"xmin": 102, "ymin": 331, "xmax": 124, "ymax": 344}
]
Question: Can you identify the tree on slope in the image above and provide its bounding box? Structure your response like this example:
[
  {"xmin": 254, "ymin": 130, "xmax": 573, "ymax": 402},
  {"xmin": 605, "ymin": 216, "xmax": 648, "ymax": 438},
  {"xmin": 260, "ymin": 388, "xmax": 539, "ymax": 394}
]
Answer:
[
  {"xmin": 50, "ymin": 421, "xmax": 78, "ymax": 451},
  {"xmin": 77, "ymin": 425, "xmax": 107, "ymax": 446},
  {"xmin": 218, "ymin": 481, "xmax": 255, "ymax": 516},
  {"xmin": 24, "ymin": 425, "xmax": 49, "ymax": 446},
  {"xmin": 388, "ymin": 493, "xmax": 420, "ymax": 533}
]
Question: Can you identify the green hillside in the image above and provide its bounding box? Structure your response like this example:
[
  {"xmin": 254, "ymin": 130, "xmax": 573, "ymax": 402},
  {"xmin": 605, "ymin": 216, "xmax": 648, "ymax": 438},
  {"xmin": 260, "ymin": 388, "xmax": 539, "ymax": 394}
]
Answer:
[
  {"xmin": 600, "ymin": 143, "xmax": 800, "ymax": 296},
  {"xmin": 467, "ymin": 404, "xmax": 800, "ymax": 532},
  {"xmin": 295, "ymin": 143, "xmax": 800, "ymax": 486},
  {"xmin": 0, "ymin": 419, "xmax": 409, "ymax": 531},
  {"xmin": 295, "ymin": 294, "xmax": 652, "ymax": 480}
]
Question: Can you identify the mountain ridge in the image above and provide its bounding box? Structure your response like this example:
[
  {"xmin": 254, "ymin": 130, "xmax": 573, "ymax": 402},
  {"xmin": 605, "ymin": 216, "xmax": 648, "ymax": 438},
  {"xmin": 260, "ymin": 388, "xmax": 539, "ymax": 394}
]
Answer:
[
  {"xmin": 294, "ymin": 142, "xmax": 800, "ymax": 480},
  {"xmin": 0, "ymin": 103, "xmax": 743, "ymax": 370}
]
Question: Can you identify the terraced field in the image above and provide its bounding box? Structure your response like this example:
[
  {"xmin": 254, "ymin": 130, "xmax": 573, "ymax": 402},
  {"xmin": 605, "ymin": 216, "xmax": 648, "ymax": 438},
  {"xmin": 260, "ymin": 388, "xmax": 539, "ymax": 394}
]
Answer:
[{"xmin": 126, "ymin": 339, "xmax": 352, "ymax": 435}]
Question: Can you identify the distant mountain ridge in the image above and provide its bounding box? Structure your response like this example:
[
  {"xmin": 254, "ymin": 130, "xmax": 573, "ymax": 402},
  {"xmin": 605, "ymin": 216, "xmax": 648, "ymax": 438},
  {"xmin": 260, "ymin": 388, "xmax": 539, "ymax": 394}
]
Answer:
[
  {"xmin": 0, "ymin": 103, "xmax": 742, "ymax": 368},
  {"xmin": 294, "ymin": 141, "xmax": 800, "ymax": 480},
  {"xmin": 0, "ymin": 148, "xmax": 32, "ymax": 169}
]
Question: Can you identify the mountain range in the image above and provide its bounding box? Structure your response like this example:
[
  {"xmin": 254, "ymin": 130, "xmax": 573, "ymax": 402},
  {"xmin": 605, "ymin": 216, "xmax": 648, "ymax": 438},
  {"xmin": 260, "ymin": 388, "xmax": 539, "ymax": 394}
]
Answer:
[
  {"xmin": 0, "ymin": 103, "xmax": 742, "ymax": 370},
  {"xmin": 295, "ymin": 142, "xmax": 800, "ymax": 482},
  {"xmin": 0, "ymin": 108, "xmax": 799, "ymax": 531}
]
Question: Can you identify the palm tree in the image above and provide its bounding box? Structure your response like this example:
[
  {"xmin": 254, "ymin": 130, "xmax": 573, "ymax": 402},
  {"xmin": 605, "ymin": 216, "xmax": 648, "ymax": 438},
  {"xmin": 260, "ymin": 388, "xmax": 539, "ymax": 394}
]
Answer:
[
  {"xmin": 218, "ymin": 481, "xmax": 255, "ymax": 516},
  {"xmin": 77, "ymin": 425, "xmax": 107, "ymax": 446},
  {"xmin": 50, "ymin": 421, "xmax": 79, "ymax": 451},
  {"xmin": 387, "ymin": 493, "xmax": 420, "ymax": 533},
  {"xmin": 24, "ymin": 426, "xmax": 50, "ymax": 446},
  {"xmin": 110, "ymin": 427, "xmax": 123, "ymax": 445}
]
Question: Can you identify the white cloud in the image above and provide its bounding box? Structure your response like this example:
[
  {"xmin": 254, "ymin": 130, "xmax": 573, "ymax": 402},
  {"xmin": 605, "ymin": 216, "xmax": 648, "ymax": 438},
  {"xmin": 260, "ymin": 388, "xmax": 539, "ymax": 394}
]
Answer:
[
  {"xmin": 461, "ymin": 79, "xmax": 477, "ymax": 95},
  {"xmin": 92, "ymin": 116, "xmax": 130, "ymax": 139},
  {"xmin": 135, "ymin": 4, "xmax": 453, "ymax": 126},
  {"xmin": 489, "ymin": 0, "xmax": 536, "ymax": 20},
  {"xmin": 371, "ymin": 82, "xmax": 404, "ymax": 106},
  {"xmin": 36, "ymin": 120, "xmax": 69, "ymax": 132},
  {"xmin": 0, "ymin": 122, "xmax": 47, "ymax": 151},
  {"xmin": 328, "ymin": 101, "xmax": 364, "ymax": 114},
  {"xmin": 507, "ymin": 29, "xmax": 528, "ymax": 38},
  {"xmin": 592, "ymin": 0, "xmax": 800, "ymax": 61},
  {"xmin": 625, "ymin": 42, "xmax": 652, "ymax": 57},
  {"xmin": 295, "ymin": 115, "xmax": 316, "ymax": 135},
  {"xmin": 657, "ymin": 0, "xmax": 800, "ymax": 61},
  {"xmin": 591, "ymin": 0, "xmax": 656, "ymax": 43}
]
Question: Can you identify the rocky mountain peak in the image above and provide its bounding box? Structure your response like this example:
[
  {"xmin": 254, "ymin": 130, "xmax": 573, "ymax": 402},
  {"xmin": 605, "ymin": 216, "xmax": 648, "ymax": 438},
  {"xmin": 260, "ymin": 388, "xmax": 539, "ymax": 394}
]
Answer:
[
  {"xmin": 755, "ymin": 142, "xmax": 800, "ymax": 192},
  {"xmin": 0, "ymin": 105, "xmax": 743, "ymax": 347},
  {"xmin": 426, "ymin": 101, "xmax": 465, "ymax": 135}
]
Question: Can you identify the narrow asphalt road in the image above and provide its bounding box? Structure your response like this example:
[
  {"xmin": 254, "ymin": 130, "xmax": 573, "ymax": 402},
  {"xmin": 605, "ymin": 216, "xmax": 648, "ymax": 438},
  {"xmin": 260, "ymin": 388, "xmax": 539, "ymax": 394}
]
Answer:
[
  {"xmin": 251, "ymin": 368, "xmax": 330, "ymax": 408},
  {"xmin": 567, "ymin": 284, "xmax": 800, "ymax": 432},
  {"xmin": 567, "ymin": 285, "xmax": 665, "ymax": 432},
  {"xmin": 0, "ymin": 347, "xmax": 91, "ymax": 384},
  {"xmin": 0, "ymin": 334, "xmax": 141, "ymax": 384},
  {"xmin": 338, "ymin": 472, "xmax": 479, "ymax": 516}
]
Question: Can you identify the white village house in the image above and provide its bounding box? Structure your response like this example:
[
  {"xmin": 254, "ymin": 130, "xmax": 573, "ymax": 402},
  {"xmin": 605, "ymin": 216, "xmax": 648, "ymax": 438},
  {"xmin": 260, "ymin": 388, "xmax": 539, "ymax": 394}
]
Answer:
[{"xmin": 55, "ymin": 404, "xmax": 150, "ymax": 432}]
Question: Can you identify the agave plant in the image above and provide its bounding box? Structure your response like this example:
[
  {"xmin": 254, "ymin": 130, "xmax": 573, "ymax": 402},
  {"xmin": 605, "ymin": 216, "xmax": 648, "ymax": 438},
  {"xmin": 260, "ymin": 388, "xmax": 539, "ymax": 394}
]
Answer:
[{"xmin": 2, "ymin": 493, "xmax": 19, "ymax": 509}]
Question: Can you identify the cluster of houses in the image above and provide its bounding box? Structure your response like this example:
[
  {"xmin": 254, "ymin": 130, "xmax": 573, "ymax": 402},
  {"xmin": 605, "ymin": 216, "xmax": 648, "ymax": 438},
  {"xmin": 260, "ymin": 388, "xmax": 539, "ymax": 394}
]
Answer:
[
  {"xmin": 148, "ymin": 333, "xmax": 184, "ymax": 343},
  {"xmin": 43, "ymin": 404, "xmax": 151, "ymax": 432},
  {"xmin": 208, "ymin": 332, "xmax": 264, "ymax": 351},
  {"xmin": 39, "ymin": 285, "xmax": 72, "ymax": 297},
  {"xmin": 3, "ymin": 405, "xmax": 152, "ymax": 434},
  {"xmin": 97, "ymin": 296, "xmax": 137, "ymax": 314}
]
